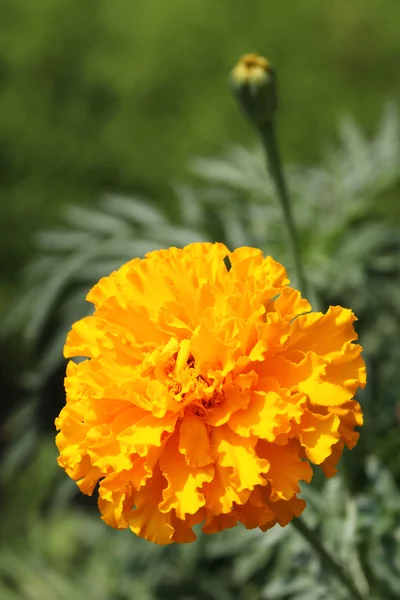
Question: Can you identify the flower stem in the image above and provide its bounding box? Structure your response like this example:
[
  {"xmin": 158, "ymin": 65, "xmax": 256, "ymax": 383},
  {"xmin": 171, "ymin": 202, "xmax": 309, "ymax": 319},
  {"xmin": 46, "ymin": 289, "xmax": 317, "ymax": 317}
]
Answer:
[
  {"xmin": 292, "ymin": 517, "xmax": 366, "ymax": 600},
  {"xmin": 257, "ymin": 119, "xmax": 308, "ymax": 297}
]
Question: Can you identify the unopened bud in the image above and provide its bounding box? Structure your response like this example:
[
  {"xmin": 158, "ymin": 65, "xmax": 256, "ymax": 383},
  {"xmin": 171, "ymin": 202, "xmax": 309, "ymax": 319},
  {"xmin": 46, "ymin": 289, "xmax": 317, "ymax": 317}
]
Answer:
[{"xmin": 230, "ymin": 53, "xmax": 277, "ymax": 126}]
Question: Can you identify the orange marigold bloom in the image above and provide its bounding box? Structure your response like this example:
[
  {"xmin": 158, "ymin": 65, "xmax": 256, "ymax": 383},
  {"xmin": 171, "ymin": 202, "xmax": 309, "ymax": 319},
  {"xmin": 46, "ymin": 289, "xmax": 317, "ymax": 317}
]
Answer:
[{"xmin": 56, "ymin": 243, "xmax": 366, "ymax": 544}]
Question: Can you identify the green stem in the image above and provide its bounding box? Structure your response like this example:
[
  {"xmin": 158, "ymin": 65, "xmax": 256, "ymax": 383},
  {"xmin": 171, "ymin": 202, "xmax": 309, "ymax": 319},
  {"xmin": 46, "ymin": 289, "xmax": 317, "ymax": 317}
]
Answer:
[
  {"xmin": 292, "ymin": 517, "xmax": 366, "ymax": 600},
  {"xmin": 258, "ymin": 119, "xmax": 308, "ymax": 297}
]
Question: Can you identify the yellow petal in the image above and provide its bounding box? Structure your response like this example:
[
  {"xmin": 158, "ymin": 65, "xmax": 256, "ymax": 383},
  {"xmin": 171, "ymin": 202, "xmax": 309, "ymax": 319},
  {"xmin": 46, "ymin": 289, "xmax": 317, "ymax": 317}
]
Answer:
[
  {"xmin": 117, "ymin": 411, "xmax": 176, "ymax": 457},
  {"xmin": 98, "ymin": 471, "xmax": 135, "ymax": 529},
  {"xmin": 294, "ymin": 410, "xmax": 341, "ymax": 464},
  {"xmin": 229, "ymin": 249, "xmax": 289, "ymax": 299},
  {"xmin": 158, "ymin": 302, "xmax": 194, "ymax": 338},
  {"xmin": 258, "ymin": 439, "xmax": 312, "ymax": 501},
  {"xmin": 324, "ymin": 341, "xmax": 366, "ymax": 390},
  {"xmin": 86, "ymin": 266, "xmax": 129, "ymax": 308},
  {"xmin": 179, "ymin": 414, "xmax": 214, "ymax": 467},
  {"xmin": 64, "ymin": 316, "xmax": 112, "ymax": 359},
  {"xmin": 206, "ymin": 382, "xmax": 251, "ymax": 427},
  {"xmin": 228, "ymin": 391, "xmax": 288, "ymax": 441},
  {"xmin": 190, "ymin": 324, "xmax": 233, "ymax": 371},
  {"xmin": 212, "ymin": 425, "xmax": 269, "ymax": 492},
  {"xmin": 96, "ymin": 298, "xmax": 167, "ymax": 345},
  {"xmin": 159, "ymin": 434, "xmax": 214, "ymax": 519},
  {"xmin": 202, "ymin": 464, "xmax": 251, "ymax": 515},
  {"xmin": 320, "ymin": 440, "xmax": 345, "ymax": 478},
  {"xmin": 258, "ymin": 312, "xmax": 290, "ymax": 354},
  {"xmin": 272, "ymin": 287, "xmax": 311, "ymax": 321},
  {"xmin": 76, "ymin": 459, "xmax": 103, "ymax": 496},
  {"xmin": 299, "ymin": 378, "xmax": 355, "ymax": 407},
  {"xmin": 258, "ymin": 352, "xmax": 325, "ymax": 390},
  {"xmin": 87, "ymin": 429, "xmax": 133, "ymax": 472},
  {"xmin": 129, "ymin": 468, "xmax": 175, "ymax": 545},
  {"xmin": 330, "ymin": 401, "xmax": 363, "ymax": 449},
  {"xmin": 288, "ymin": 306, "xmax": 358, "ymax": 360}
]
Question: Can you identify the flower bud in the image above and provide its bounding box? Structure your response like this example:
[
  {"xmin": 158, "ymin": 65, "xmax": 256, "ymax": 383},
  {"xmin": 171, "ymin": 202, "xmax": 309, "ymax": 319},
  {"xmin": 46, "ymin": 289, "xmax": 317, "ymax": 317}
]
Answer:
[{"xmin": 230, "ymin": 53, "xmax": 277, "ymax": 126}]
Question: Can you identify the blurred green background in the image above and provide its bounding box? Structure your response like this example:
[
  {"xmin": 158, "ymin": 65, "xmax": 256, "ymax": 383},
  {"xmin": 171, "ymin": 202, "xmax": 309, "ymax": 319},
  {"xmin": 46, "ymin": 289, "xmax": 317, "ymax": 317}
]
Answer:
[{"xmin": 1, "ymin": 1, "xmax": 400, "ymax": 599}]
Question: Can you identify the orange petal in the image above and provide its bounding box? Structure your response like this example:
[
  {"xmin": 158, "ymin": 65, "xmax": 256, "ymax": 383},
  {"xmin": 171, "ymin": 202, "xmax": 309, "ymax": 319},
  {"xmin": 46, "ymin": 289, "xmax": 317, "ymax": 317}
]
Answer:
[
  {"xmin": 329, "ymin": 401, "xmax": 363, "ymax": 449},
  {"xmin": 202, "ymin": 464, "xmax": 251, "ymax": 515},
  {"xmin": 159, "ymin": 434, "xmax": 214, "ymax": 519},
  {"xmin": 238, "ymin": 490, "xmax": 277, "ymax": 530},
  {"xmin": 170, "ymin": 511, "xmax": 198, "ymax": 543},
  {"xmin": 293, "ymin": 410, "xmax": 341, "ymax": 464},
  {"xmin": 324, "ymin": 342, "xmax": 366, "ymax": 390},
  {"xmin": 258, "ymin": 439, "xmax": 313, "ymax": 501},
  {"xmin": 258, "ymin": 313, "xmax": 291, "ymax": 354},
  {"xmin": 206, "ymin": 382, "xmax": 251, "ymax": 427},
  {"xmin": 98, "ymin": 471, "xmax": 135, "ymax": 529},
  {"xmin": 212, "ymin": 425, "xmax": 269, "ymax": 492},
  {"xmin": 228, "ymin": 391, "xmax": 288, "ymax": 442},
  {"xmin": 258, "ymin": 352, "xmax": 325, "ymax": 390},
  {"xmin": 64, "ymin": 316, "xmax": 112, "ymax": 359},
  {"xmin": 190, "ymin": 324, "xmax": 233, "ymax": 371},
  {"xmin": 288, "ymin": 306, "xmax": 358, "ymax": 359},
  {"xmin": 179, "ymin": 414, "xmax": 214, "ymax": 467},
  {"xmin": 128, "ymin": 467, "xmax": 175, "ymax": 545},
  {"xmin": 272, "ymin": 287, "xmax": 311, "ymax": 321},
  {"xmin": 202, "ymin": 511, "xmax": 239, "ymax": 535},
  {"xmin": 299, "ymin": 378, "xmax": 355, "ymax": 407},
  {"xmin": 117, "ymin": 411, "xmax": 177, "ymax": 457},
  {"xmin": 264, "ymin": 495, "xmax": 306, "ymax": 527},
  {"xmin": 320, "ymin": 440, "xmax": 345, "ymax": 478}
]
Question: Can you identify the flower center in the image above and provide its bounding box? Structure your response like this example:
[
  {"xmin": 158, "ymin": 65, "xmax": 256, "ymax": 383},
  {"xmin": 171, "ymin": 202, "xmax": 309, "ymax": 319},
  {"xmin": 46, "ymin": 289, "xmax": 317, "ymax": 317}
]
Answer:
[{"xmin": 163, "ymin": 341, "xmax": 225, "ymax": 418}]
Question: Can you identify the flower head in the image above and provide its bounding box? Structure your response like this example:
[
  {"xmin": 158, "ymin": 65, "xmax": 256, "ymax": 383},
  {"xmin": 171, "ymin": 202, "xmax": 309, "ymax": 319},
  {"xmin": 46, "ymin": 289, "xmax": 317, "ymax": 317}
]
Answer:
[
  {"xmin": 56, "ymin": 243, "xmax": 365, "ymax": 544},
  {"xmin": 231, "ymin": 53, "xmax": 271, "ymax": 85},
  {"xmin": 230, "ymin": 53, "xmax": 277, "ymax": 124}
]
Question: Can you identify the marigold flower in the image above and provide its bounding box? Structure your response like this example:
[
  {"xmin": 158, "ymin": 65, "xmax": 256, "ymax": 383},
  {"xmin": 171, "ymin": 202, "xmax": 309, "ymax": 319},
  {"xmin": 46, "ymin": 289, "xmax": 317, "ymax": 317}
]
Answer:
[{"xmin": 56, "ymin": 243, "xmax": 366, "ymax": 544}]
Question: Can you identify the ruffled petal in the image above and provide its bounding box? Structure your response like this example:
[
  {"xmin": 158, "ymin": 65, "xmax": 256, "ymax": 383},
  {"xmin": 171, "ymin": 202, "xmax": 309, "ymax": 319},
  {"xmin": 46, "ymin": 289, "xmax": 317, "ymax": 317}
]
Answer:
[
  {"xmin": 64, "ymin": 316, "xmax": 112, "ymax": 359},
  {"xmin": 288, "ymin": 306, "xmax": 358, "ymax": 359},
  {"xmin": 159, "ymin": 433, "xmax": 214, "ymax": 519},
  {"xmin": 320, "ymin": 440, "xmax": 345, "ymax": 478},
  {"xmin": 228, "ymin": 391, "xmax": 288, "ymax": 441},
  {"xmin": 293, "ymin": 410, "xmax": 341, "ymax": 464},
  {"xmin": 258, "ymin": 440, "xmax": 313, "ymax": 501},
  {"xmin": 206, "ymin": 382, "xmax": 251, "ymax": 427},
  {"xmin": 128, "ymin": 468, "xmax": 175, "ymax": 545},
  {"xmin": 264, "ymin": 495, "xmax": 306, "ymax": 528},
  {"xmin": 238, "ymin": 488, "xmax": 277, "ymax": 530},
  {"xmin": 212, "ymin": 425, "xmax": 269, "ymax": 492},
  {"xmin": 299, "ymin": 378, "xmax": 355, "ymax": 407},
  {"xmin": 202, "ymin": 464, "xmax": 251, "ymax": 515},
  {"xmin": 202, "ymin": 511, "xmax": 239, "ymax": 535},
  {"xmin": 272, "ymin": 287, "xmax": 311, "ymax": 321},
  {"xmin": 117, "ymin": 411, "xmax": 177, "ymax": 457},
  {"xmin": 179, "ymin": 414, "xmax": 214, "ymax": 467},
  {"xmin": 98, "ymin": 471, "xmax": 135, "ymax": 529}
]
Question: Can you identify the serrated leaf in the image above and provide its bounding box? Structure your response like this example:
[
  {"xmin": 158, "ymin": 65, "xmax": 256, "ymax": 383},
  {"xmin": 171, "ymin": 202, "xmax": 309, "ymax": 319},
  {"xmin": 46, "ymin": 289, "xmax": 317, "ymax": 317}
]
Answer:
[{"xmin": 101, "ymin": 194, "xmax": 168, "ymax": 226}]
